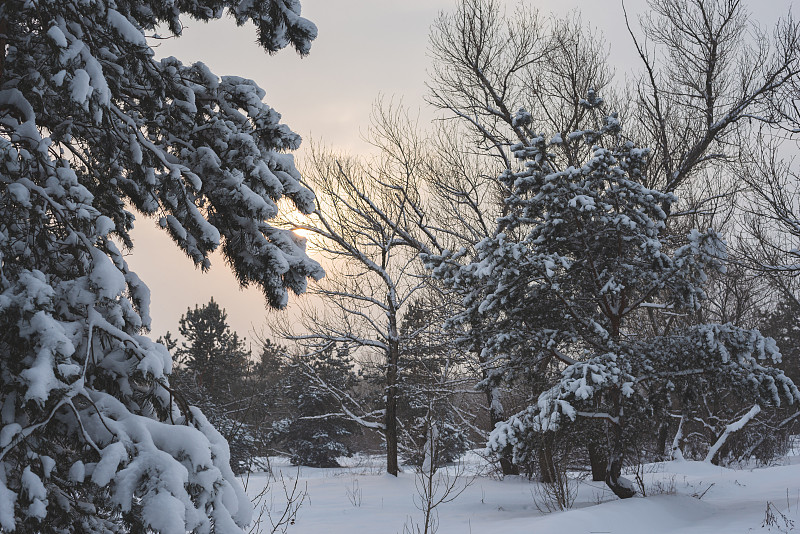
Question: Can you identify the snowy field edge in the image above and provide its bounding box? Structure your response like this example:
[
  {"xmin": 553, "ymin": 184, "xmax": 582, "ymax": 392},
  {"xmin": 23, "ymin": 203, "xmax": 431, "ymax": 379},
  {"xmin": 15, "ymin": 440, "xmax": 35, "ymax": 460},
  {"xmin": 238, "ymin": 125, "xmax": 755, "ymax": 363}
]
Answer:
[{"xmin": 242, "ymin": 452, "xmax": 800, "ymax": 534}]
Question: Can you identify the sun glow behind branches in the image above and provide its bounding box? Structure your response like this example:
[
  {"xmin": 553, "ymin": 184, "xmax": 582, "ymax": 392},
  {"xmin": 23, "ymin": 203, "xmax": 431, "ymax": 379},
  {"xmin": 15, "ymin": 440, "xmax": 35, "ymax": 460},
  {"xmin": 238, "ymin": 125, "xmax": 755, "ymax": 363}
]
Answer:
[{"xmin": 292, "ymin": 226, "xmax": 314, "ymax": 240}]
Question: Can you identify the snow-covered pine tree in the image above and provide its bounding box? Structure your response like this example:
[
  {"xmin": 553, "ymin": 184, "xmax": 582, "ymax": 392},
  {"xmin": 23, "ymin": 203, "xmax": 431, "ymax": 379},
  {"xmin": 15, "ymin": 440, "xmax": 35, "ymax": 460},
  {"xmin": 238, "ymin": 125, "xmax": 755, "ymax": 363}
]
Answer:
[
  {"xmin": 271, "ymin": 346, "xmax": 358, "ymax": 468},
  {"xmin": 167, "ymin": 299, "xmax": 258, "ymax": 474},
  {"xmin": 759, "ymin": 297, "xmax": 800, "ymax": 387},
  {"xmin": 174, "ymin": 298, "xmax": 250, "ymax": 399},
  {"xmin": 0, "ymin": 1, "xmax": 322, "ymax": 531},
  {"xmin": 428, "ymin": 93, "xmax": 800, "ymax": 498}
]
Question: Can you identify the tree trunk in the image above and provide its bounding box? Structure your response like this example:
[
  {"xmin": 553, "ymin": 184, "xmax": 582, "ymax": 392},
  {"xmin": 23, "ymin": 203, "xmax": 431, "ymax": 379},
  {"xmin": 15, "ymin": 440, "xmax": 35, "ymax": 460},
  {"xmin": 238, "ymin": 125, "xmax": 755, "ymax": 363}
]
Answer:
[
  {"xmin": 587, "ymin": 405, "xmax": 608, "ymax": 481},
  {"xmin": 498, "ymin": 448, "xmax": 518, "ymax": 476},
  {"xmin": 605, "ymin": 449, "xmax": 635, "ymax": 499},
  {"xmin": 475, "ymin": 307, "xmax": 518, "ymax": 477},
  {"xmin": 705, "ymin": 404, "xmax": 761, "ymax": 465},
  {"xmin": 657, "ymin": 421, "xmax": 670, "ymax": 460},
  {"xmin": 601, "ymin": 328, "xmax": 634, "ymax": 497},
  {"xmin": 671, "ymin": 413, "xmax": 686, "ymax": 461},
  {"xmin": 538, "ymin": 443, "xmax": 556, "ymax": 483},
  {"xmin": 385, "ymin": 321, "xmax": 400, "ymax": 476},
  {"xmin": 486, "ymin": 385, "xmax": 518, "ymax": 476},
  {"xmin": 588, "ymin": 442, "xmax": 608, "ymax": 482},
  {"xmin": 0, "ymin": 16, "xmax": 6, "ymax": 84},
  {"xmin": 605, "ymin": 401, "xmax": 635, "ymax": 499}
]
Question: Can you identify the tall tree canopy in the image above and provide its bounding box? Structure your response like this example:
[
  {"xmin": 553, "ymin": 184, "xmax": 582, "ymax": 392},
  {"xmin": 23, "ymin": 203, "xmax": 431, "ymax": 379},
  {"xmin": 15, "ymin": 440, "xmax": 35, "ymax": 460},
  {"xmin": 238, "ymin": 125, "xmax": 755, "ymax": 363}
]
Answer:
[{"xmin": 0, "ymin": 0, "xmax": 322, "ymax": 531}]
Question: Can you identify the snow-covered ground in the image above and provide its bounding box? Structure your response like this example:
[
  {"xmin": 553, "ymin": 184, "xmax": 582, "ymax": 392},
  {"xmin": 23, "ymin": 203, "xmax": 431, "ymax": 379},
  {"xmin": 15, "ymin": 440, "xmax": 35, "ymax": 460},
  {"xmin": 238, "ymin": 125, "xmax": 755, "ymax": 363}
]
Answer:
[{"xmin": 243, "ymin": 450, "xmax": 800, "ymax": 534}]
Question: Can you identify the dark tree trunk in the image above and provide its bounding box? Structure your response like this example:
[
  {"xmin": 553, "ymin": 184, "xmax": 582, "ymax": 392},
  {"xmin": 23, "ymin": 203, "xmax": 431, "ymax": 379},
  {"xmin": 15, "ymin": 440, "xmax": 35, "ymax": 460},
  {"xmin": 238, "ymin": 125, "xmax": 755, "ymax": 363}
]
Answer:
[
  {"xmin": 474, "ymin": 307, "xmax": 518, "ymax": 477},
  {"xmin": 538, "ymin": 443, "xmax": 556, "ymax": 483},
  {"xmin": 605, "ymin": 450, "xmax": 635, "ymax": 499},
  {"xmin": 587, "ymin": 403, "xmax": 608, "ymax": 481},
  {"xmin": 605, "ymin": 401, "xmax": 635, "ymax": 499},
  {"xmin": 601, "ymin": 328, "xmax": 634, "ymax": 497},
  {"xmin": 588, "ymin": 442, "xmax": 608, "ymax": 482},
  {"xmin": 498, "ymin": 448, "xmax": 518, "ymax": 476},
  {"xmin": 0, "ymin": 16, "xmax": 6, "ymax": 84},
  {"xmin": 385, "ymin": 320, "xmax": 400, "ymax": 476},
  {"xmin": 657, "ymin": 421, "xmax": 670, "ymax": 460}
]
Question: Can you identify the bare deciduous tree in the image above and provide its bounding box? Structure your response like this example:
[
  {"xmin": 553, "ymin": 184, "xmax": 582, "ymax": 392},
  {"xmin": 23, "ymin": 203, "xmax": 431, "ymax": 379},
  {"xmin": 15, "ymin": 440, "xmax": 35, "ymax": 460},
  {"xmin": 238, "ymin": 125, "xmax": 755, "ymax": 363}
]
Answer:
[
  {"xmin": 428, "ymin": 0, "xmax": 613, "ymax": 169},
  {"xmin": 624, "ymin": 0, "xmax": 800, "ymax": 203},
  {"xmin": 277, "ymin": 105, "xmax": 437, "ymax": 475}
]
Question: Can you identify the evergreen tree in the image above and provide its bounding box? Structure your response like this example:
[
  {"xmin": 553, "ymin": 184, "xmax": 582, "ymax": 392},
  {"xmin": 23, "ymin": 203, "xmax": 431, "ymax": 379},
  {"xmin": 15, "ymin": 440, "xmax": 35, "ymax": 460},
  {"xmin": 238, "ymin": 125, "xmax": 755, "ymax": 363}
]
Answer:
[
  {"xmin": 248, "ymin": 337, "xmax": 293, "ymax": 436},
  {"xmin": 740, "ymin": 296, "xmax": 800, "ymax": 461},
  {"xmin": 429, "ymin": 93, "xmax": 800, "ymax": 497},
  {"xmin": 271, "ymin": 346, "xmax": 358, "ymax": 468},
  {"xmin": 254, "ymin": 337, "xmax": 291, "ymax": 383},
  {"xmin": 0, "ymin": 0, "xmax": 322, "ymax": 531},
  {"xmin": 175, "ymin": 298, "xmax": 250, "ymax": 397},
  {"xmin": 167, "ymin": 299, "xmax": 256, "ymax": 474},
  {"xmin": 758, "ymin": 297, "xmax": 800, "ymax": 387}
]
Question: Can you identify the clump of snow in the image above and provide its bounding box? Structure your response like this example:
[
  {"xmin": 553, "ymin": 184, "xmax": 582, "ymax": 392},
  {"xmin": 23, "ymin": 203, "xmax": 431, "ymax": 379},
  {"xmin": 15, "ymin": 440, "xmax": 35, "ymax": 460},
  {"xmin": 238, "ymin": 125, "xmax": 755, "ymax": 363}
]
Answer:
[
  {"xmin": 88, "ymin": 247, "xmax": 126, "ymax": 300},
  {"xmin": 6, "ymin": 182, "xmax": 30, "ymax": 207},
  {"xmin": 106, "ymin": 9, "xmax": 148, "ymax": 48},
  {"xmin": 68, "ymin": 461, "xmax": 85, "ymax": 483},
  {"xmin": 0, "ymin": 479, "xmax": 17, "ymax": 531},
  {"xmin": 70, "ymin": 69, "xmax": 93, "ymax": 107},
  {"xmin": 46, "ymin": 26, "xmax": 68, "ymax": 48},
  {"xmin": 0, "ymin": 423, "xmax": 21, "ymax": 448},
  {"xmin": 92, "ymin": 442, "xmax": 127, "ymax": 488},
  {"xmin": 21, "ymin": 467, "xmax": 47, "ymax": 520},
  {"xmin": 40, "ymin": 456, "xmax": 55, "ymax": 478}
]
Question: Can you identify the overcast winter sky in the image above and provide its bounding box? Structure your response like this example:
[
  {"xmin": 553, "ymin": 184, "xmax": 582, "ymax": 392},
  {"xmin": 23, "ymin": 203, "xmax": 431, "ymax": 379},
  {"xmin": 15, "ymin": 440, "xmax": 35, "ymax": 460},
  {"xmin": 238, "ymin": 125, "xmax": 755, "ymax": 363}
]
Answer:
[{"xmin": 128, "ymin": 0, "xmax": 794, "ymax": 342}]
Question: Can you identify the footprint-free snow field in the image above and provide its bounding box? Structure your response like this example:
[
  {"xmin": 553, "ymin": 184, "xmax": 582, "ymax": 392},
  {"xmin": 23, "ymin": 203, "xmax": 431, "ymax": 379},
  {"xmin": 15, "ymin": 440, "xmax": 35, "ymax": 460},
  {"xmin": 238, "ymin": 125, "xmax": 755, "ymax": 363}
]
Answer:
[{"xmin": 243, "ymin": 454, "xmax": 800, "ymax": 534}]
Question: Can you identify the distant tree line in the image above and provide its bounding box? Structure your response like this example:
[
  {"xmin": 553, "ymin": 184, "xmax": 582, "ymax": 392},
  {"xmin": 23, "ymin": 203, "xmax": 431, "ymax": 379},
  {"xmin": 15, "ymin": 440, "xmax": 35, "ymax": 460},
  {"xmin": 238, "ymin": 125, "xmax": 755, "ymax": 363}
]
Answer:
[{"xmin": 162, "ymin": 298, "xmax": 473, "ymax": 472}]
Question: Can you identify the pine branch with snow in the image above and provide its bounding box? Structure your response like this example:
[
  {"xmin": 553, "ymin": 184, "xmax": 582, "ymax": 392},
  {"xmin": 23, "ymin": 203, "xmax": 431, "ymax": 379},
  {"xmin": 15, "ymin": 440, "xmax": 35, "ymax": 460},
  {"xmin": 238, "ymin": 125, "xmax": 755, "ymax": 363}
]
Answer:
[{"xmin": 0, "ymin": 0, "xmax": 321, "ymax": 531}]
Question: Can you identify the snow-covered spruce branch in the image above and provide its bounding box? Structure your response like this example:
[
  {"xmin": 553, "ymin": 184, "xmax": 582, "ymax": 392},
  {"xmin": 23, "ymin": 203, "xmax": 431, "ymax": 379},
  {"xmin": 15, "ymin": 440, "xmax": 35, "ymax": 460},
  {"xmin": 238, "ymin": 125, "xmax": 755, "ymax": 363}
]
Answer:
[
  {"xmin": 704, "ymin": 404, "xmax": 762, "ymax": 463},
  {"xmin": 1, "ymin": 1, "xmax": 321, "ymax": 531}
]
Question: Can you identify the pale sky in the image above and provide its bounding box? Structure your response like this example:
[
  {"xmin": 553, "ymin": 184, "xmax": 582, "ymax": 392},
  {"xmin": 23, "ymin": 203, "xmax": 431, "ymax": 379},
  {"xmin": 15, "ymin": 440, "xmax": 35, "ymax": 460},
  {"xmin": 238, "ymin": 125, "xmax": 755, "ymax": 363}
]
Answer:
[{"xmin": 127, "ymin": 0, "xmax": 794, "ymax": 343}]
